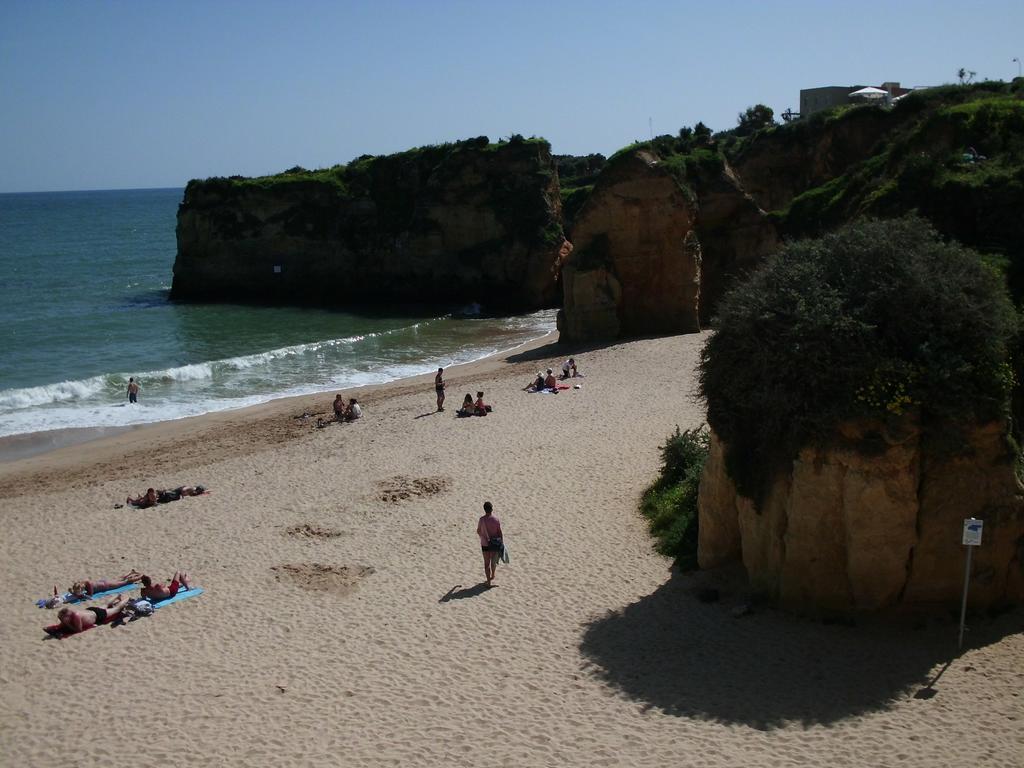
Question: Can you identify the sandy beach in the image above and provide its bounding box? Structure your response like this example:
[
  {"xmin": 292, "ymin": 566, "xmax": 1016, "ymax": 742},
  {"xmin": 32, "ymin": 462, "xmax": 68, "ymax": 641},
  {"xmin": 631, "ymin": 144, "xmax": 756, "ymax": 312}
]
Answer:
[{"xmin": 0, "ymin": 332, "xmax": 1021, "ymax": 767}]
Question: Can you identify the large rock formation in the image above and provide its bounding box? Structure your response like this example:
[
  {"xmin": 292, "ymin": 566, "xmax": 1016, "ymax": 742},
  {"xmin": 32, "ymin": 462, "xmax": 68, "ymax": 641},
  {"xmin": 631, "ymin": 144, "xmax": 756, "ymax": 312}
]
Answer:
[
  {"xmin": 698, "ymin": 421, "xmax": 1024, "ymax": 613},
  {"xmin": 558, "ymin": 151, "xmax": 702, "ymax": 342},
  {"xmin": 557, "ymin": 149, "xmax": 779, "ymax": 342},
  {"xmin": 172, "ymin": 138, "xmax": 564, "ymax": 311}
]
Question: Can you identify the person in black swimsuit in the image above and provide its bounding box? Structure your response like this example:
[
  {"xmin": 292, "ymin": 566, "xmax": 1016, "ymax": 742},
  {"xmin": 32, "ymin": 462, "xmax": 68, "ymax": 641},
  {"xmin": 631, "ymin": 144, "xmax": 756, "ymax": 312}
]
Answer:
[
  {"xmin": 435, "ymin": 368, "xmax": 446, "ymax": 411},
  {"xmin": 55, "ymin": 594, "xmax": 132, "ymax": 634}
]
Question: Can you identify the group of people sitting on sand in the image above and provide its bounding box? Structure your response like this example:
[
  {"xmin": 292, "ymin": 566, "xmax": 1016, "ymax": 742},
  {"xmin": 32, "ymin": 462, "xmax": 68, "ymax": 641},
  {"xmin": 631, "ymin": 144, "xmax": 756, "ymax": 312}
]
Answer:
[
  {"xmin": 333, "ymin": 395, "xmax": 363, "ymax": 423},
  {"xmin": 126, "ymin": 485, "xmax": 205, "ymax": 508},
  {"xmin": 458, "ymin": 391, "xmax": 493, "ymax": 417},
  {"xmin": 523, "ymin": 358, "xmax": 583, "ymax": 393},
  {"xmin": 44, "ymin": 569, "xmax": 193, "ymax": 634}
]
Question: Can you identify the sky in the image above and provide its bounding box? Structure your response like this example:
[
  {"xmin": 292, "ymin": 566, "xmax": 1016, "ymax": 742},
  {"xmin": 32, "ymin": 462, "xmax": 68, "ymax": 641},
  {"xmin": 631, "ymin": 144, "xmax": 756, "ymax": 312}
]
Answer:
[{"xmin": 1, "ymin": 0, "xmax": 1022, "ymax": 193}]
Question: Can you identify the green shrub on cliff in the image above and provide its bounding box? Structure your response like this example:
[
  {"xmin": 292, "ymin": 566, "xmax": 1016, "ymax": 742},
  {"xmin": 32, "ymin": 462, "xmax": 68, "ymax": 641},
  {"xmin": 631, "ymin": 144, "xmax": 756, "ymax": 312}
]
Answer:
[
  {"xmin": 699, "ymin": 216, "xmax": 1017, "ymax": 503},
  {"xmin": 640, "ymin": 425, "xmax": 709, "ymax": 569}
]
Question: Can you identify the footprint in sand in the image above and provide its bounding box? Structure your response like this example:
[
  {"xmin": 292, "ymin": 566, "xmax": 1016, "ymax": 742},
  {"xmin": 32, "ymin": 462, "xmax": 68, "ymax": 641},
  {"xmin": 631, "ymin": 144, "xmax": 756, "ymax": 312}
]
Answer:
[
  {"xmin": 284, "ymin": 524, "xmax": 344, "ymax": 539},
  {"xmin": 376, "ymin": 474, "xmax": 451, "ymax": 503},
  {"xmin": 271, "ymin": 563, "xmax": 375, "ymax": 596}
]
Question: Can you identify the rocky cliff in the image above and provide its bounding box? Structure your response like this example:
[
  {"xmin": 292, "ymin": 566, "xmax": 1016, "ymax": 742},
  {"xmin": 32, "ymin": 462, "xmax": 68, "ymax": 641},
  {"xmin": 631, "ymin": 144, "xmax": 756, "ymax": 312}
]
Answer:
[
  {"xmin": 698, "ymin": 421, "xmax": 1024, "ymax": 613},
  {"xmin": 557, "ymin": 145, "xmax": 779, "ymax": 342},
  {"xmin": 172, "ymin": 137, "xmax": 564, "ymax": 311}
]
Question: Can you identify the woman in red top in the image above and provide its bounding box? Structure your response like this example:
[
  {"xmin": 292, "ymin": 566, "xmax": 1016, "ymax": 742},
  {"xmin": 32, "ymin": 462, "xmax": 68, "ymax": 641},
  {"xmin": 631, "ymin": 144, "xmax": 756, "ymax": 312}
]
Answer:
[{"xmin": 476, "ymin": 501, "xmax": 503, "ymax": 586}]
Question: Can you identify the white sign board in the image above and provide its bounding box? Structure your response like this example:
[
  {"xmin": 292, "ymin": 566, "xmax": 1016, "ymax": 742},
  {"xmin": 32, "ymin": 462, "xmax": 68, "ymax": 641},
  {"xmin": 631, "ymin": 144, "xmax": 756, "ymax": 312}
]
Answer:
[{"xmin": 962, "ymin": 518, "xmax": 983, "ymax": 547}]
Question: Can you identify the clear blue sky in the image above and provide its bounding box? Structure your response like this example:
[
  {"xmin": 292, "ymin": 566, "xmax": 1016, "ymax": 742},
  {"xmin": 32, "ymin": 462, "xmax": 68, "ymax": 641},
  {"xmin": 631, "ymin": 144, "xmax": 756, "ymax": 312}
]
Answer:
[{"xmin": 2, "ymin": 0, "xmax": 1021, "ymax": 193}]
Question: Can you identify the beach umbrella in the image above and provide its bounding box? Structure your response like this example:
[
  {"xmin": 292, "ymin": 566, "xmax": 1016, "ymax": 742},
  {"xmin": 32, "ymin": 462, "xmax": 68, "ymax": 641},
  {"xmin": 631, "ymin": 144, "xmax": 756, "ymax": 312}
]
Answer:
[{"xmin": 849, "ymin": 86, "xmax": 888, "ymax": 99}]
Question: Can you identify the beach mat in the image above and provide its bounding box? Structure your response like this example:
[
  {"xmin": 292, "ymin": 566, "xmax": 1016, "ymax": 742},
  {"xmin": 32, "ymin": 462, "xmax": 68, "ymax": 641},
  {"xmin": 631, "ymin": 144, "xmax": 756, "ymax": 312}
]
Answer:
[
  {"xmin": 151, "ymin": 586, "xmax": 204, "ymax": 608},
  {"xmin": 43, "ymin": 587, "xmax": 203, "ymax": 639},
  {"xmin": 35, "ymin": 582, "xmax": 137, "ymax": 608}
]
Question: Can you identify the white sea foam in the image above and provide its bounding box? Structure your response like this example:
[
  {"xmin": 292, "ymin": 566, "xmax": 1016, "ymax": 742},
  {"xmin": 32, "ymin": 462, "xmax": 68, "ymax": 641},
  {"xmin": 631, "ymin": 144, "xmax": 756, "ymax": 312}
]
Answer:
[{"xmin": 0, "ymin": 375, "xmax": 110, "ymax": 409}]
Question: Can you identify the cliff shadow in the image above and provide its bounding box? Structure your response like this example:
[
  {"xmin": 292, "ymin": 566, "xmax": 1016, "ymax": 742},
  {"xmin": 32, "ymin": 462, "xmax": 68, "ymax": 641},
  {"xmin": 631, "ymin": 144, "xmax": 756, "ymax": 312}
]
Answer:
[
  {"xmin": 503, "ymin": 332, "xmax": 700, "ymax": 366},
  {"xmin": 579, "ymin": 569, "xmax": 1024, "ymax": 729}
]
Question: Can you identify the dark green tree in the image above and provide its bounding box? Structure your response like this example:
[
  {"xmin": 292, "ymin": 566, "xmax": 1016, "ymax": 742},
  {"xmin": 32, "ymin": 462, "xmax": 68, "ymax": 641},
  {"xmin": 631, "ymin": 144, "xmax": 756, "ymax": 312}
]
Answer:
[
  {"xmin": 699, "ymin": 216, "xmax": 1017, "ymax": 503},
  {"xmin": 736, "ymin": 104, "xmax": 775, "ymax": 135}
]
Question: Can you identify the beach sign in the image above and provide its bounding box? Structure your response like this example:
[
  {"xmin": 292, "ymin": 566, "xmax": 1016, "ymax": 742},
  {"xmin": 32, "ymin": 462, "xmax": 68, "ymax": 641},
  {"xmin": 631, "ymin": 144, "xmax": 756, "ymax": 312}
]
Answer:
[{"xmin": 962, "ymin": 518, "xmax": 983, "ymax": 547}]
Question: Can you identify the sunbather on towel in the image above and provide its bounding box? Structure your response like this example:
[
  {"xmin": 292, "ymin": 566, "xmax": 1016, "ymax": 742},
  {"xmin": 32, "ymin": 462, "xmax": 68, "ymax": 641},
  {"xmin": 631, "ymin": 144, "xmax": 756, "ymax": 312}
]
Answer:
[
  {"xmin": 140, "ymin": 571, "xmax": 192, "ymax": 602},
  {"xmin": 68, "ymin": 570, "xmax": 143, "ymax": 600},
  {"xmin": 156, "ymin": 485, "xmax": 205, "ymax": 504},
  {"xmin": 544, "ymin": 369, "xmax": 558, "ymax": 389},
  {"xmin": 55, "ymin": 594, "xmax": 132, "ymax": 634},
  {"xmin": 128, "ymin": 486, "xmax": 205, "ymax": 507}
]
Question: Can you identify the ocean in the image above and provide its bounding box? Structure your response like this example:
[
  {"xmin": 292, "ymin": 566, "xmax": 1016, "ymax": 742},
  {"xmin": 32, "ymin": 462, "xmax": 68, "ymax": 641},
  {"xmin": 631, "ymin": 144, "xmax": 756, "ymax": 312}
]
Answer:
[{"xmin": 0, "ymin": 188, "xmax": 555, "ymax": 440}]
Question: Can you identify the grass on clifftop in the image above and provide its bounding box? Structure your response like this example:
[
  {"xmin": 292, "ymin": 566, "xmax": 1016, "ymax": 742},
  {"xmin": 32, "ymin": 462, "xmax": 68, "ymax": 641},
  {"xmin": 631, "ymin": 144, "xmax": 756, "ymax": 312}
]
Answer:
[
  {"xmin": 640, "ymin": 426, "xmax": 709, "ymax": 570},
  {"xmin": 699, "ymin": 216, "xmax": 1017, "ymax": 504}
]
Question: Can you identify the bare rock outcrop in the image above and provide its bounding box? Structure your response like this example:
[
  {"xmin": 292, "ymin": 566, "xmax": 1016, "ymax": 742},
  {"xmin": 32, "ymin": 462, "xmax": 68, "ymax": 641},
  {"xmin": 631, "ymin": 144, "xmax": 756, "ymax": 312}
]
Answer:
[
  {"xmin": 699, "ymin": 420, "xmax": 1024, "ymax": 613},
  {"xmin": 557, "ymin": 151, "xmax": 701, "ymax": 342},
  {"xmin": 557, "ymin": 149, "xmax": 780, "ymax": 342},
  {"xmin": 172, "ymin": 138, "xmax": 563, "ymax": 311}
]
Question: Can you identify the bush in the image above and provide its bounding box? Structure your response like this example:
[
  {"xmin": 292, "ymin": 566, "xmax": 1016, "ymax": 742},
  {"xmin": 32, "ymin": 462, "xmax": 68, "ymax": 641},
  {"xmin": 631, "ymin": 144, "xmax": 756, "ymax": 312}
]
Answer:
[
  {"xmin": 639, "ymin": 425, "xmax": 709, "ymax": 569},
  {"xmin": 699, "ymin": 216, "xmax": 1017, "ymax": 504}
]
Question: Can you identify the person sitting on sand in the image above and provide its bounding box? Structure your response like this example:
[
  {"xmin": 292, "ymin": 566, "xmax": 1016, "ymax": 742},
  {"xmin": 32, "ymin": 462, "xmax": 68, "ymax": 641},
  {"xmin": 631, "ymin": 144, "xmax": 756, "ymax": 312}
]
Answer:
[
  {"xmin": 474, "ymin": 391, "xmax": 491, "ymax": 415},
  {"xmin": 55, "ymin": 593, "xmax": 132, "ymax": 634},
  {"xmin": 544, "ymin": 369, "xmax": 558, "ymax": 389},
  {"xmin": 560, "ymin": 358, "xmax": 578, "ymax": 379},
  {"xmin": 68, "ymin": 570, "xmax": 143, "ymax": 600},
  {"xmin": 333, "ymin": 394, "xmax": 347, "ymax": 421},
  {"xmin": 459, "ymin": 393, "xmax": 475, "ymax": 416},
  {"xmin": 127, "ymin": 488, "xmax": 159, "ymax": 508},
  {"xmin": 140, "ymin": 571, "xmax": 192, "ymax": 602},
  {"xmin": 346, "ymin": 398, "xmax": 362, "ymax": 421},
  {"xmin": 523, "ymin": 372, "xmax": 545, "ymax": 392}
]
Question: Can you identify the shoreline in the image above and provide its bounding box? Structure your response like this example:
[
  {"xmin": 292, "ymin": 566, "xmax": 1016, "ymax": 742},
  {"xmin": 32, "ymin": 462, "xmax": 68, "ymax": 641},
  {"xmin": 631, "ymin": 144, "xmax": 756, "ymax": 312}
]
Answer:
[
  {"xmin": 0, "ymin": 330, "xmax": 562, "ymax": 482},
  {"xmin": 0, "ymin": 329, "xmax": 560, "ymax": 468}
]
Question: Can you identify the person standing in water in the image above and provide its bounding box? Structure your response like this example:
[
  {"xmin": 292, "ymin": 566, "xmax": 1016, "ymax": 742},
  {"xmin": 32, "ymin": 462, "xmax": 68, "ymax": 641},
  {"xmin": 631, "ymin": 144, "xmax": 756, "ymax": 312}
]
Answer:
[
  {"xmin": 127, "ymin": 377, "xmax": 139, "ymax": 404},
  {"xmin": 476, "ymin": 501, "xmax": 504, "ymax": 586},
  {"xmin": 435, "ymin": 367, "xmax": 446, "ymax": 411}
]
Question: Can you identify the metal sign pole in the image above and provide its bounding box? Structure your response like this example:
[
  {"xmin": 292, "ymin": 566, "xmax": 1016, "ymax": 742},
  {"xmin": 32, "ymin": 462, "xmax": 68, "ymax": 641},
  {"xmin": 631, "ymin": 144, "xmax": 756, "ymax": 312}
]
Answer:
[{"xmin": 957, "ymin": 545, "xmax": 973, "ymax": 650}]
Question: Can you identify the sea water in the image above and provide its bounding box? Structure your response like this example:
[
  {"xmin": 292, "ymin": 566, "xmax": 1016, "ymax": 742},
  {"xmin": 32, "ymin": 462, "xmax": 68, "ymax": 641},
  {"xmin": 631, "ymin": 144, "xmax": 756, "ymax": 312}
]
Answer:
[{"xmin": 0, "ymin": 188, "xmax": 555, "ymax": 438}]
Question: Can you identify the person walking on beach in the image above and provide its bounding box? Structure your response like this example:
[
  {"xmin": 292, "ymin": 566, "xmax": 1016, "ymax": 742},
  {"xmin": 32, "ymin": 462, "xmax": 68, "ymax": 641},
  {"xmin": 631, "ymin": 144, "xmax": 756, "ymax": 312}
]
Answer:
[
  {"xmin": 127, "ymin": 377, "xmax": 139, "ymax": 404},
  {"xmin": 477, "ymin": 501, "xmax": 504, "ymax": 586},
  {"xmin": 435, "ymin": 367, "xmax": 446, "ymax": 411}
]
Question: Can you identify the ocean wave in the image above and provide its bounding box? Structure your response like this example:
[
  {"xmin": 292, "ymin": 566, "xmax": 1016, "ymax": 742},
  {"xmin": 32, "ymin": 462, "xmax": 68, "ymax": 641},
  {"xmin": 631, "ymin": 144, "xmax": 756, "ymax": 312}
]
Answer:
[{"xmin": 0, "ymin": 375, "xmax": 110, "ymax": 409}]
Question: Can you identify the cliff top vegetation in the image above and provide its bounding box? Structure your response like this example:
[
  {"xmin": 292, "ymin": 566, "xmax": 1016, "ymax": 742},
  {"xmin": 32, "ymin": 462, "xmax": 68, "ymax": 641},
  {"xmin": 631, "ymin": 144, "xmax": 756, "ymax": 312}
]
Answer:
[
  {"xmin": 184, "ymin": 134, "xmax": 552, "ymax": 198},
  {"xmin": 699, "ymin": 216, "xmax": 1017, "ymax": 503}
]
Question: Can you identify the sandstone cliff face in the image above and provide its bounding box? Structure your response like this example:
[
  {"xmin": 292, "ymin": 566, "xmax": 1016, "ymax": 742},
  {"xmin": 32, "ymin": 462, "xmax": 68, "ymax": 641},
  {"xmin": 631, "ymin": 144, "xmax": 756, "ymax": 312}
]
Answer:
[
  {"xmin": 557, "ymin": 151, "xmax": 701, "ymax": 342},
  {"xmin": 692, "ymin": 161, "xmax": 781, "ymax": 326},
  {"xmin": 557, "ymin": 150, "xmax": 779, "ymax": 341},
  {"xmin": 698, "ymin": 421, "xmax": 1024, "ymax": 613},
  {"xmin": 172, "ymin": 140, "xmax": 563, "ymax": 311}
]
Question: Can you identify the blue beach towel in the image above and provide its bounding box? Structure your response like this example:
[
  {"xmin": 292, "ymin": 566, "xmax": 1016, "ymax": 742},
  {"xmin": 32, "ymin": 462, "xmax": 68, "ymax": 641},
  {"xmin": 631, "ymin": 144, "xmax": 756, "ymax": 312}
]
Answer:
[
  {"xmin": 151, "ymin": 587, "xmax": 204, "ymax": 608},
  {"xmin": 35, "ymin": 582, "xmax": 138, "ymax": 608}
]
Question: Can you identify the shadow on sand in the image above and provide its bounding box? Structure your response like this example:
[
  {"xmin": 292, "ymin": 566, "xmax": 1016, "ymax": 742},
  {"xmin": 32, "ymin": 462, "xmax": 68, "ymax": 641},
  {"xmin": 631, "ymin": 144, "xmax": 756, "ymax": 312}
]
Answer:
[
  {"xmin": 439, "ymin": 583, "xmax": 492, "ymax": 602},
  {"xmin": 579, "ymin": 570, "xmax": 1023, "ymax": 729}
]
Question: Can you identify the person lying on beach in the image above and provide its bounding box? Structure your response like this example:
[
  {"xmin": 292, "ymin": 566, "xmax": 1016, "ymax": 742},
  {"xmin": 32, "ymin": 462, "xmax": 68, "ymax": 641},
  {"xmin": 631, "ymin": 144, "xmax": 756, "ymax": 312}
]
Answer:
[
  {"xmin": 127, "ymin": 486, "xmax": 205, "ymax": 507},
  {"xmin": 55, "ymin": 594, "xmax": 132, "ymax": 634},
  {"xmin": 140, "ymin": 571, "xmax": 192, "ymax": 602},
  {"xmin": 333, "ymin": 394, "xmax": 347, "ymax": 421},
  {"xmin": 68, "ymin": 570, "xmax": 143, "ymax": 600},
  {"xmin": 156, "ymin": 485, "xmax": 206, "ymax": 504},
  {"xmin": 127, "ymin": 488, "xmax": 159, "ymax": 508}
]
